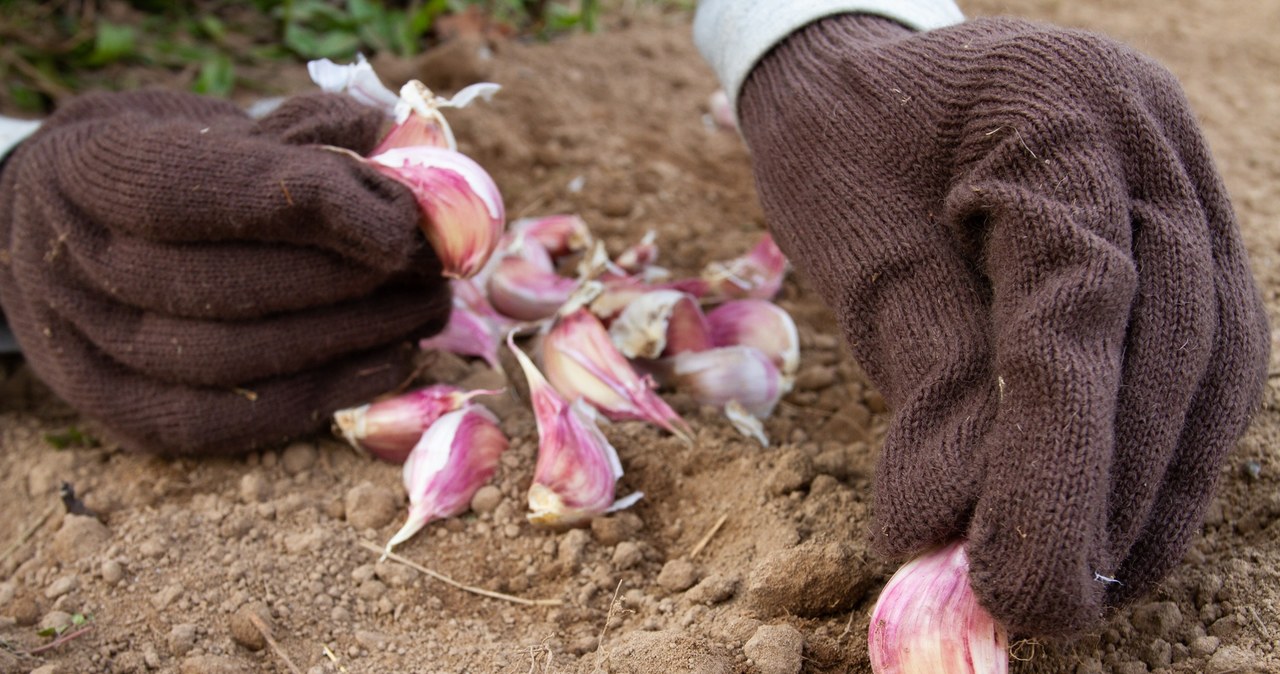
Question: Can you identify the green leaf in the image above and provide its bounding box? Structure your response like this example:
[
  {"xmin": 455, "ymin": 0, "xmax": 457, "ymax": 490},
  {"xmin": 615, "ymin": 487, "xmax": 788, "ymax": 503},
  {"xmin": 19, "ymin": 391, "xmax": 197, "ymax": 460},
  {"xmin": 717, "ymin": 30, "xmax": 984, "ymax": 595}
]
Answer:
[
  {"xmin": 43, "ymin": 426, "xmax": 97, "ymax": 450},
  {"xmin": 193, "ymin": 54, "xmax": 236, "ymax": 97},
  {"xmin": 36, "ymin": 626, "xmax": 57, "ymax": 638},
  {"xmin": 196, "ymin": 15, "xmax": 228, "ymax": 41},
  {"xmin": 284, "ymin": 23, "xmax": 361, "ymax": 59},
  {"xmin": 85, "ymin": 22, "xmax": 137, "ymax": 66}
]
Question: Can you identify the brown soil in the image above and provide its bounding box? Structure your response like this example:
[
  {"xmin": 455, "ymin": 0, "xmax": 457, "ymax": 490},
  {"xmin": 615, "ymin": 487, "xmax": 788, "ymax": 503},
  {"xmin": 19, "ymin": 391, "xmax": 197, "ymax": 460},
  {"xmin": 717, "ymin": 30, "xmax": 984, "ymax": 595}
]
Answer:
[{"xmin": 3, "ymin": 1, "xmax": 1280, "ymax": 673}]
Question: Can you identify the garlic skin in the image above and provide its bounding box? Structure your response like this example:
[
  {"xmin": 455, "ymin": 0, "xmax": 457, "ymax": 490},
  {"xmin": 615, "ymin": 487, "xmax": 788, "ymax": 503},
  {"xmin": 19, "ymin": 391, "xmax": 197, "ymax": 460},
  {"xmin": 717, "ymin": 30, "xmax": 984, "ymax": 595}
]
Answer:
[
  {"xmin": 508, "ymin": 338, "xmax": 637, "ymax": 528},
  {"xmin": 706, "ymin": 299, "xmax": 800, "ymax": 388},
  {"xmin": 333, "ymin": 385, "xmax": 500, "ymax": 463},
  {"xmin": 369, "ymin": 146, "xmax": 505, "ymax": 279},
  {"xmin": 607, "ymin": 289, "xmax": 710, "ymax": 360},
  {"xmin": 419, "ymin": 279, "xmax": 517, "ymax": 371},
  {"xmin": 663, "ymin": 345, "xmax": 784, "ymax": 419},
  {"xmin": 542, "ymin": 309, "xmax": 692, "ymax": 441},
  {"xmin": 702, "ymin": 233, "xmax": 788, "ymax": 301},
  {"xmin": 307, "ymin": 54, "xmax": 401, "ymax": 113},
  {"xmin": 373, "ymin": 81, "xmax": 501, "ymax": 154},
  {"xmin": 487, "ymin": 255, "xmax": 579, "ymax": 321},
  {"xmin": 868, "ymin": 541, "xmax": 1010, "ymax": 674},
  {"xmin": 382, "ymin": 405, "xmax": 509, "ymax": 557},
  {"xmin": 612, "ymin": 230, "xmax": 659, "ymax": 274}
]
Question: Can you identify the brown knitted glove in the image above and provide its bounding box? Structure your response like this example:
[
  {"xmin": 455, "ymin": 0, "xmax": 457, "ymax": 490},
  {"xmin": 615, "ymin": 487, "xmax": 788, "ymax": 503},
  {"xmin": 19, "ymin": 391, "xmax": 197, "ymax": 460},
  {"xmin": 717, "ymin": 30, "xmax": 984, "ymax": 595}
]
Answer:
[
  {"xmin": 738, "ymin": 14, "xmax": 1269, "ymax": 636},
  {"xmin": 0, "ymin": 90, "xmax": 450, "ymax": 455}
]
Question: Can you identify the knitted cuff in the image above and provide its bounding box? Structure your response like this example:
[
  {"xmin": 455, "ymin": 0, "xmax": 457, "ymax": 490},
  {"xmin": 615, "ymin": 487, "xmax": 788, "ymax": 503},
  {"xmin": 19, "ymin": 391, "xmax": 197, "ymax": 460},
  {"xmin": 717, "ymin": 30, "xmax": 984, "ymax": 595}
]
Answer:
[{"xmin": 693, "ymin": 0, "xmax": 964, "ymax": 111}]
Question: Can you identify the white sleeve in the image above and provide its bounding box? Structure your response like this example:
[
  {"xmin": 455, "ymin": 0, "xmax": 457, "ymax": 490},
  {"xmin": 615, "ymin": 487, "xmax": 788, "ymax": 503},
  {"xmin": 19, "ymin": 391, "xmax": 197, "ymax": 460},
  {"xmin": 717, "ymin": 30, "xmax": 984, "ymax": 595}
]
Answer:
[
  {"xmin": 694, "ymin": 0, "xmax": 965, "ymax": 109},
  {"xmin": 0, "ymin": 117, "xmax": 41, "ymax": 161}
]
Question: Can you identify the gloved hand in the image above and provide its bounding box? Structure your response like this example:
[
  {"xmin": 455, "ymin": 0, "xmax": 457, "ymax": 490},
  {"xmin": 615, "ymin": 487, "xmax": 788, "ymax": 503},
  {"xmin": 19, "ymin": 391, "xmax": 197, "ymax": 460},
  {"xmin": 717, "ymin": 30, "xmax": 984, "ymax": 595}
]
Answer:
[
  {"xmin": 734, "ymin": 15, "xmax": 1268, "ymax": 636},
  {"xmin": 0, "ymin": 90, "xmax": 450, "ymax": 455}
]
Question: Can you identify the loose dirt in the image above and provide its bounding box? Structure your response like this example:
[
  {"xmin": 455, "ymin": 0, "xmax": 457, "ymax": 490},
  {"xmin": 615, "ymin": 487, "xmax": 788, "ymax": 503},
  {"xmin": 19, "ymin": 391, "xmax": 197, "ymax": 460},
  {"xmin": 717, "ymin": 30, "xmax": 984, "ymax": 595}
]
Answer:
[{"xmin": 2, "ymin": 1, "xmax": 1279, "ymax": 672}]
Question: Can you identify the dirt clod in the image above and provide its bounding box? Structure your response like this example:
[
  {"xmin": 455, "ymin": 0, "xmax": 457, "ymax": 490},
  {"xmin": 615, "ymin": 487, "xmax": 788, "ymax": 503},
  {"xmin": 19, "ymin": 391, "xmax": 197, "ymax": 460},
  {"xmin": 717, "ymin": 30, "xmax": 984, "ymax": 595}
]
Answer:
[
  {"xmin": 344, "ymin": 481, "xmax": 398, "ymax": 530},
  {"xmin": 49, "ymin": 514, "xmax": 109, "ymax": 564},
  {"xmin": 591, "ymin": 512, "xmax": 643, "ymax": 546},
  {"xmin": 743, "ymin": 623, "xmax": 805, "ymax": 674},
  {"xmin": 179, "ymin": 654, "xmax": 246, "ymax": 674},
  {"xmin": 229, "ymin": 602, "xmax": 272, "ymax": 651},
  {"xmin": 745, "ymin": 541, "xmax": 873, "ymax": 617},
  {"xmin": 168, "ymin": 623, "xmax": 198, "ymax": 656},
  {"xmin": 657, "ymin": 558, "xmax": 700, "ymax": 592}
]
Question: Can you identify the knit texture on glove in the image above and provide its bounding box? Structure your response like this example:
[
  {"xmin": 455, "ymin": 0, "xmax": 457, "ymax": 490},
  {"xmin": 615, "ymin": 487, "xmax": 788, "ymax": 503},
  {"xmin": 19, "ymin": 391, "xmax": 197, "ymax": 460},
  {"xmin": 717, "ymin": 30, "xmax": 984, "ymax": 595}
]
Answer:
[
  {"xmin": 738, "ymin": 14, "xmax": 1268, "ymax": 636},
  {"xmin": 0, "ymin": 91, "xmax": 450, "ymax": 455}
]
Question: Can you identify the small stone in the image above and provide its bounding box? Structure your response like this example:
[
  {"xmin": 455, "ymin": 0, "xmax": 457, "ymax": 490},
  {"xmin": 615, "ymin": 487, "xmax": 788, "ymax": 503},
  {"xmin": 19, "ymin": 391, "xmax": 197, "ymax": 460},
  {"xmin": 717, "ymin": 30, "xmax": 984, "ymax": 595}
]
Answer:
[
  {"xmin": 49, "ymin": 514, "xmax": 111, "ymax": 564},
  {"xmin": 239, "ymin": 471, "xmax": 271, "ymax": 503},
  {"xmin": 143, "ymin": 644, "xmax": 163, "ymax": 669},
  {"xmin": 656, "ymin": 559, "xmax": 700, "ymax": 592},
  {"xmin": 1206, "ymin": 645, "xmax": 1264, "ymax": 673},
  {"xmin": 557, "ymin": 528, "xmax": 591, "ymax": 572},
  {"xmin": 38, "ymin": 610, "xmax": 73, "ymax": 633},
  {"xmin": 283, "ymin": 527, "xmax": 324, "ymax": 554},
  {"xmin": 355, "ymin": 629, "xmax": 389, "ymax": 650},
  {"xmin": 7, "ymin": 594, "xmax": 41, "ymax": 626},
  {"xmin": 812, "ymin": 443, "xmax": 866, "ymax": 481},
  {"xmin": 591, "ymin": 512, "xmax": 643, "ymax": 545},
  {"xmin": 1145, "ymin": 638, "xmax": 1172, "ymax": 670},
  {"xmin": 1112, "ymin": 662, "xmax": 1148, "ymax": 674},
  {"xmin": 793, "ymin": 366, "xmax": 836, "ymax": 391},
  {"xmin": 30, "ymin": 665, "xmax": 59, "ymax": 674},
  {"xmin": 229, "ymin": 602, "xmax": 272, "ymax": 651},
  {"xmin": 1131, "ymin": 601, "xmax": 1182, "ymax": 639},
  {"xmin": 139, "ymin": 536, "xmax": 168, "ymax": 558},
  {"xmin": 766, "ymin": 450, "xmax": 815, "ymax": 496},
  {"xmin": 470, "ymin": 485, "xmax": 503, "ymax": 514},
  {"xmin": 1191, "ymin": 635, "xmax": 1221, "ymax": 657},
  {"xmin": 281, "ymin": 441, "xmax": 318, "ymax": 475},
  {"xmin": 44, "ymin": 574, "xmax": 78, "ymax": 600},
  {"xmin": 356, "ymin": 579, "xmax": 388, "ymax": 601},
  {"xmin": 374, "ymin": 561, "xmax": 417, "ymax": 588},
  {"xmin": 344, "ymin": 482, "xmax": 398, "ymax": 530},
  {"xmin": 685, "ymin": 573, "xmax": 740, "ymax": 605},
  {"xmin": 180, "ymin": 655, "xmax": 247, "ymax": 674},
  {"xmin": 169, "ymin": 623, "xmax": 199, "ymax": 656},
  {"xmin": 0, "ymin": 582, "xmax": 13, "ymax": 607},
  {"xmin": 152, "ymin": 584, "xmax": 184, "ymax": 610},
  {"xmin": 745, "ymin": 542, "xmax": 874, "ymax": 617},
  {"xmin": 612, "ymin": 541, "xmax": 645, "ymax": 570},
  {"xmin": 101, "ymin": 559, "xmax": 124, "ymax": 585},
  {"xmin": 743, "ymin": 624, "xmax": 804, "ymax": 674}
]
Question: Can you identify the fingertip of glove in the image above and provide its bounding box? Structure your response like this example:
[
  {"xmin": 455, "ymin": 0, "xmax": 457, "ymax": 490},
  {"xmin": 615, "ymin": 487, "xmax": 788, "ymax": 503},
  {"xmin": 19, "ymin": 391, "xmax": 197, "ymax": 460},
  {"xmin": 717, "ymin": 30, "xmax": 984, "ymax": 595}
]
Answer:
[{"xmin": 255, "ymin": 92, "xmax": 387, "ymax": 153}]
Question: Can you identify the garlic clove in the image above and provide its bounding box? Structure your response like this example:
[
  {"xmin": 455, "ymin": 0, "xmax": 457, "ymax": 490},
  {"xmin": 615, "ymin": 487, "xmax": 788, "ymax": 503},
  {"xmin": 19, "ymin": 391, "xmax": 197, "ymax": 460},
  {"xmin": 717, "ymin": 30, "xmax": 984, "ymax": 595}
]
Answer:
[
  {"xmin": 333, "ymin": 385, "xmax": 501, "ymax": 463},
  {"xmin": 706, "ymin": 299, "xmax": 800, "ymax": 389},
  {"xmin": 419, "ymin": 279, "xmax": 517, "ymax": 371},
  {"xmin": 702, "ymin": 233, "xmax": 788, "ymax": 301},
  {"xmin": 661, "ymin": 345, "xmax": 784, "ymax": 419},
  {"xmin": 374, "ymin": 80, "xmax": 501, "ymax": 154},
  {"xmin": 370, "ymin": 146, "xmax": 505, "ymax": 279},
  {"xmin": 487, "ymin": 255, "xmax": 579, "ymax": 321},
  {"xmin": 612, "ymin": 230, "xmax": 659, "ymax": 275},
  {"xmin": 542, "ymin": 309, "xmax": 693, "ymax": 441},
  {"xmin": 508, "ymin": 337, "xmax": 637, "ymax": 528},
  {"xmin": 508, "ymin": 214, "xmax": 594, "ymax": 258},
  {"xmin": 868, "ymin": 541, "xmax": 1010, "ymax": 674},
  {"xmin": 382, "ymin": 404, "xmax": 509, "ymax": 557},
  {"xmin": 607, "ymin": 289, "xmax": 711, "ymax": 360}
]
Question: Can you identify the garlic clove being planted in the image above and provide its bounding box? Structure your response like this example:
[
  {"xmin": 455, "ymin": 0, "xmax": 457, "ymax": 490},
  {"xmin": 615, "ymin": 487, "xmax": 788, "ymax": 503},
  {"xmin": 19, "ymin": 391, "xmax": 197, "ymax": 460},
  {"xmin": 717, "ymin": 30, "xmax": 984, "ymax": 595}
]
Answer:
[
  {"xmin": 373, "ymin": 81, "xmax": 501, "ymax": 154},
  {"xmin": 868, "ymin": 541, "xmax": 1010, "ymax": 674},
  {"xmin": 607, "ymin": 289, "xmax": 711, "ymax": 360},
  {"xmin": 508, "ymin": 336, "xmax": 639, "ymax": 528},
  {"xmin": 706, "ymin": 299, "xmax": 800, "ymax": 390},
  {"xmin": 369, "ymin": 146, "xmax": 505, "ymax": 279},
  {"xmin": 382, "ymin": 405, "xmax": 509, "ymax": 557},
  {"xmin": 542, "ymin": 309, "xmax": 692, "ymax": 441},
  {"xmin": 702, "ymin": 233, "xmax": 788, "ymax": 301},
  {"xmin": 333, "ymin": 385, "xmax": 501, "ymax": 464}
]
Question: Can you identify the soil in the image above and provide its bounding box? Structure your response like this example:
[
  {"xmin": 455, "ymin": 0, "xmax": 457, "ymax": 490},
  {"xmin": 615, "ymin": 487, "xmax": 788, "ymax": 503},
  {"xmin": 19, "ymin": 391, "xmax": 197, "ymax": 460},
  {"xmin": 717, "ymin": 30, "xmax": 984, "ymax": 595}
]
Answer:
[{"xmin": 3, "ymin": 1, "xmax": 1280, "ymax": 673}]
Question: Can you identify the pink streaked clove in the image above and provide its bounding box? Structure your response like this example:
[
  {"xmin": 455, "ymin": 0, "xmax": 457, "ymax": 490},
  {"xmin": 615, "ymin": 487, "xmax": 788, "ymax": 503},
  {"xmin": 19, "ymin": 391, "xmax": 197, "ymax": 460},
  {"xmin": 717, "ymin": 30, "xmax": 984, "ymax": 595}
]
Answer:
[
  {"xmin": 333, "ymin": 385, "xmax": 501, "ymax": 463},
  {"xmin": 508, "ymin": 336, "xmax": 640, "ymax": 528},
  {"xmin": 702, "ymin": 233, "xmax": 788, "ymax": 301},
  {"xmin": 607, "ymin": 289, "xmax": 711, "ymax": 360},
  {"xmin": 868, "ymin": 541, "xmax": 1009, "ymax": 674},
  {"xmin": 658, "ymin": 345, "xmax": 784, "ymax": 419},
  {"xmin": 542, "ymin": 309, "xmax": 692, "ymax": 441},
  {"xmin": 418, "ymin": 279, "xmax": 517, "ymax": 372},
  {"xmin": 706, "ymin": 299, "xmax": 800, "ymax": 388},
  {"xmin": 612, "ymin": 230, "xmax": 659, "ymax": 275},
  {"xmin": 487, "ymin": 255, "xmax": 579, "ymax": 321},
  {"xmin": 373, "ymin": 81, "xmax": 501, "ymax": 154},
  {"xmin": 369, "ymin": 146, "xmax": 505, "ymax": 279},
  {"xmin": 382, "ymin": 405, "xmax": 509, "ymax": 557},
  {"xmin": 508, "ymin": 214, "xmax": 594, "ymax": 258},
  {"xmin": 588, "ymin": 275, "xmax": 710, "ymax": 322}
]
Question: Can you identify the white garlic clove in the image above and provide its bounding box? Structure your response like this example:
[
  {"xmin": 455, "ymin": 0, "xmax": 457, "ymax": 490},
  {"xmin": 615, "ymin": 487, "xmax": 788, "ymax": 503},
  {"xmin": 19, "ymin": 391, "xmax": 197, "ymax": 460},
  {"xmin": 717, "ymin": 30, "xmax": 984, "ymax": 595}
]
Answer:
[
  {"xmin": 702, "ymin": 233, "xmax": 788, "ymax": 301},
  {"xmin": 607, "ymin": 289, "xmax": 710, "ymax": 360}
]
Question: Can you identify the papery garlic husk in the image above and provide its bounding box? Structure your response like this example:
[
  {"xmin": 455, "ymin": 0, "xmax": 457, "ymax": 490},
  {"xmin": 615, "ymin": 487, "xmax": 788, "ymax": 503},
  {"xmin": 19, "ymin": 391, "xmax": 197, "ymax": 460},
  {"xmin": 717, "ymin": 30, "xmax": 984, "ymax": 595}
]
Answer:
[
  {"xmin": 508, "ymin": 337, "xmax": 639, "ymax": 528},
  {"xmin": 419, "ymin": 279, "xmax": 517, "ymax": 371},
  {"xmin": 868, "ymin": 541, "xmax": 1009, "ymax": 674},
  {"xmin": 382, "ymin": 405, "xmax": 509, "ymax": 557},
  {"xmin": 725, "ymin": 400, "xmax": 769, "ymax": 446},
  {"xmin": 508, "ymin": 214, "xmax": 594, "ymax": 258},
  {"xmin": 612, "ymin": 230, "xmax": 659, "ymax": 275},
  {"xmin": 659, "ymin": 345, "xmax": 784, "ymax": 419},
  {"xmin": 702, "ymin": 233, "xmax": 788, "ymax": 301},
  {"xmin": 307, "ymin": 54, "xmax": 401, "ymax": 113},
  {"xmin": 706, "ymin": 299, "xmax": 800, "ymax": 391},
  {"xmin": 487, "ymin": 255, "xmax": 579, "ymax": 321},
  {"xmin": 370, "ymin": 146, "xmax": 505, "ymax": 279},
  {"xmin": 607, "ymin": 289, "xmax": 711, "ymax": 360},
  {"xmin": 589, "ymin": 275, "xmax": 710, "ymax": 322},
  {"xmin": 333, "ymin": 384, "xmax": 501, "ymax": 463},
  {"xmin": 373, "ymin": 80, "xmax": 501, "ymax": 154},
  {"xmin": 542, "ymin": 309, "xmax": 692, "ymax": 441}
]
